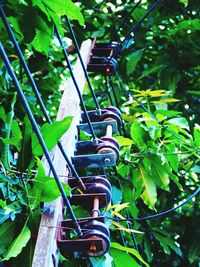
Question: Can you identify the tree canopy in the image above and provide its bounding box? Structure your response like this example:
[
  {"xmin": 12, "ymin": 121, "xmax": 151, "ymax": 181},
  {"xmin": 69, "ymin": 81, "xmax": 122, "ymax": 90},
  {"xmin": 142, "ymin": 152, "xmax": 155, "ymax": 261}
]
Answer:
[{"xmin": 0, "ymin": 0, "xmax": 199, "ymax": 266}]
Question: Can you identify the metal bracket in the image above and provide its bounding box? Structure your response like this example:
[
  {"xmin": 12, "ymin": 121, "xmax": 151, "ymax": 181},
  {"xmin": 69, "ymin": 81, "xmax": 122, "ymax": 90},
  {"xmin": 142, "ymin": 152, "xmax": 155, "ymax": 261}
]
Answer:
[
  {"xmin": 78, "ymin": 119, "xmax": 118, "ymax": 136},
  {"xmin": 68, "ymin": 175, "xmax": 106, "ymax": 187},
  {"xmin": 57, "ymin": 216, "xmax": 106, "ymax": 256},
  {"xmin": 72, "ymin": 153, "xmax": 115, "ymax": 168}
]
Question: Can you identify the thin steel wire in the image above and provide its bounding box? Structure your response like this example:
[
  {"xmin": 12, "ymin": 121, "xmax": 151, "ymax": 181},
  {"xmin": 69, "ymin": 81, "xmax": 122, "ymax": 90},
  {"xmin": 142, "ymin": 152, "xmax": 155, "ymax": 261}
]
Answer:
[
  {"xmin": 108, "ymin": 0, "xmax": 164, "ymax": 62},
  {"xmin": 54, "ymin": 25, "xmax": 97, "ymax": 141},
  {"xmin": 0, "ymin": 4, "xmax": 85, "ymax": 191},
  {"xmin": 0, "ymin": 41, "xmax": 82, "ymax": 236},
  {"xmin": 65, "ymin": 15, "xmax": 100, "ymax": 111}
]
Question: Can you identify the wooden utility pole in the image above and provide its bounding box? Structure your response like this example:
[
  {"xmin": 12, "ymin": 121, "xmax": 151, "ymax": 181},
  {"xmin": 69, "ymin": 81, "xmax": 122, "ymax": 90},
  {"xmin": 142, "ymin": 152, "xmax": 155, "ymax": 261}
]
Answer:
[{"xmin": 32, "ymin": 39, "xmax": 92, "ymax": 267}]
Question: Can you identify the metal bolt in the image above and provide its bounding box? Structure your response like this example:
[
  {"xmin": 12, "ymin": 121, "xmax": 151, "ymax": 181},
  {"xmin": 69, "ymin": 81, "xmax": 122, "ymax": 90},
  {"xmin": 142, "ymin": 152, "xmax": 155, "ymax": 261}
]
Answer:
[{"xmin": 104, "ymin": 157, "xmax": 111, "ymax": 164}]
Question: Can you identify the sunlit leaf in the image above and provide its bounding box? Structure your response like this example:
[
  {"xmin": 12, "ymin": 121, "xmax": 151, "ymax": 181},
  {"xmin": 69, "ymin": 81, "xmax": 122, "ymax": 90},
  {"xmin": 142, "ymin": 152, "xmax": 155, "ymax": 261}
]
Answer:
[
  {"xmin": 111, "ymin": 243, "xmax": 150, "ymax": 267},
  {"xmin": 3, "ymin": 222, "xmax": 31, "ymax": 261},
  {"xmin": 111, "ymin": 221, "xmax": 143, "ymax": 234},
  {"xmin": 32, "ymin": 116, "xmax": 73, "ymax": 156}
]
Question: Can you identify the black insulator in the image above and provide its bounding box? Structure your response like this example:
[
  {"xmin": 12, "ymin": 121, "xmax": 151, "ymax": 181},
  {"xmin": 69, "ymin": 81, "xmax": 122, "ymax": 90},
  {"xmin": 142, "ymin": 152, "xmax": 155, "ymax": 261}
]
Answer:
[
  {"xmin": 83, "ymin": 220, "xmax": 110, "ymax": 238},
  {"xmin": 85, "ymin": 183, "xmax": 111, "ymax": 207},
  {"xmin": 82, "ymin": 229, "xmax": 110, "ymax": 257},
  {"xmin": 85, "ymin": 176, "xmax": 112, "ymax": 191}
]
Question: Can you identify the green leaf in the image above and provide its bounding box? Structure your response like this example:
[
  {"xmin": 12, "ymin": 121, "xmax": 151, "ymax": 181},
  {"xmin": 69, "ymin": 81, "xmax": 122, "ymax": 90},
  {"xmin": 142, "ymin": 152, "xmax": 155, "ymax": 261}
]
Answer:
[
  {"xmin": 111, "ymin": 242, "xmax": 150, "ymax": 267},
  {"xmin": 155, "ymin": 110, "xmax": 181, "ymax": 117},
  {"xmin": 17, "ymin": 116, "xmax": 33, "ymax": 171},
  {"xmin": 40, "ymin": 179, "xmax": 71, "ymax": 202},
  {"xmin": 167, "ymin": 117, "xmax": 189, "ymax": 130},
  {"xmin": 0, "ymin": 106, "xmax": 6, "ymax": 123},
  {"xmin": 110, "ymin": 248, "xmax": 140, "ymax": 267},
  {"xmin": 193, "ymin": 124, "xmax": 200, "ymax": 148},
  {"xmin": 151, "ymin": 156, "xmax": 170, "ymax": 191},
  {"xmin": 130, "ymin": 121, "xmax": 147, "ymax": 150},
  {"xmin": 127, "ymin": 49, "xmax": 143, "ymax": 75},
  {"xmin": 41, "ymin": 0, "xmax": 84, "ymax": 25},
  {"xmin": 31, "ymin": 15, "xmax": 52, "ymax": 55},
  {"xmin": 8, "ymin": 17, "xmax": 24, "ymax": 40},
  {"xmin": 11, "ymin": 120, "xmax": 22, "ymax": 139},
  {"xmin": 165, "ymin": 143, "xmax": 179, "ymax": 173},
  {"xmin": 117, "ymin": 162, "xmax": 130, "ymax": 177},
  {"xmin": 32, "ymin": 116, "xmax": 73, "ymax": 156},
  {"xmin": 111, "ymin": 186, "xmax": 122, "ymax": 205},
  {"xmin": 179, "ymin": 0, "xmax": 188, "ymax": 6},
  {"xmin": 189, "ymin": 239, "xmax": 200, "ymax": 263},
  {"xmin": 3, "ymin": 222, "xmax": 31, "ymax": 261},
  {"xmin": 116, "ymin": 136, "xmax": 133, "ymax": 146},
  {"xmin": 0, "ymin": 137, "xmax": 22, "ymax": 151},
  {"xmin": 153, "ymin": 230, "xmax": 182, "ymax": 257},
  {"xmin": 144, "ymin": 238, "xmax": 153, "ymax": 263},
  {"xmin": 33, "ymin": 157, "xmax": 50, "ymax": 190},
  {"xmin": 0, "ymin": 221, "xmax": 16, "ymax": 256},
  {"xmin": 165, "ymin": 166, "xmax": 183, "ymax": 190},
  {"xmin": 139, "ymin": 159, "xmax": 157, "ymax": 209}
]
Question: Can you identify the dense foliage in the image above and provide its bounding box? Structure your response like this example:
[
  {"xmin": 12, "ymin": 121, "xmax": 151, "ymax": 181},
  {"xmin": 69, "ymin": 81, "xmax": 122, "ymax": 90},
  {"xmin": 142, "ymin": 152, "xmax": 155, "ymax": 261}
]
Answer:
[{"xmin": 0, "ymin": 0, "xmax": 199, "ymax": 266}]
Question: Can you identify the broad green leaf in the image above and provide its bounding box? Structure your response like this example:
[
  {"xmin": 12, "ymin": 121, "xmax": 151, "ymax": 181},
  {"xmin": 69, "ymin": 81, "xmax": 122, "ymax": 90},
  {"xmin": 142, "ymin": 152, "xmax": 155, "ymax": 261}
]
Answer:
[
  {"xmin": 117, "ymin": 163, "xmax": 130, "ymax": 177},
  {"xmin": 40, "ymin": 179, "xmax": 71, "ymax": 202},
  {"xmin": 127, "ymin": 49, "xmax": 143, "ymax": 75},
  {"xmin": 137, "ymin": 159, "xmax": 157, "ymax": 210},
  {"xmin": 151, "ymin": 156, "xmax": 170, "ymax": 191},
  {"xmin": 110, "ymin": 248, "xmax": 140, "ymax": 267},
  {"xmin": 8, "ymin": 17, "xmax": 24, "ymax": 40},
  {"xmin": 153, "ymin": 230, "xmax": 182, "ymax": 257},
  {"xmin": 142, "ymin": 113, "xmax": 161, "ymax": 140},
  {"xmin": 17, "ymin": 116, "xmax": 32, "ymax": 171},
  {"xmin": 32, "ymin": 116, "xmax": 73, "ymax": 156},
  {"xmin": 132, "ymin": 169, "xmax": 144, "ymax": 201},
  {"xmin": 165, "ymin": 166, "xmax": 183, "ymax": 190},
  {"xmin": 31, "ymin": 15, "xmax": 52, "ymax": 55},
  {"xmin": 1, "ymin": 93, "xmax": 17, "ymax": 170},
  {"xmin": 33, "ymin": 157, "xmax": 49, "ymax": 190},
  {"xmin": 167, "ymin": 117, "xmax": 189, "ymax": 130},
  {"xmin": 155, "ymin": 110, "xmax": 181, "ymax": 117},
  {"xmin": 186, "ymin": 90, "xmax": 200, "ymax": 96},
  {"xmin": 11, "ymin": 120, "xmax": 22, "ymax": 139},
  {"xmin": 165, "ymin": 143, "xmax": 179, "ymax": 173},
  {"xmin": 111, "ymin": 243, "xmax": 149, "ymax": 267},
  {"xmin": 41, "ymin": 0, "xmax": 84, "ymax": 25},
  {"xmin": 144, "ymin": 238, "xmax": 153, "ymax": 263},
  {"xmin": 3, "ymin": 222, "xmax": 31, "ymax": 261},
  {"xmin": 139, "ymin": 64, "xmax": 164, "ymax": 79},
  {"xmin": 0, "ymin": 221, "xmax": 16, "ymax": 256},
  {"xmin": 130, "ymin": 121, "xmax": 147, "ymax": 150},
  {"xmin": 116, "ymin": 136, "xmax": 133, "ymax": 146}
]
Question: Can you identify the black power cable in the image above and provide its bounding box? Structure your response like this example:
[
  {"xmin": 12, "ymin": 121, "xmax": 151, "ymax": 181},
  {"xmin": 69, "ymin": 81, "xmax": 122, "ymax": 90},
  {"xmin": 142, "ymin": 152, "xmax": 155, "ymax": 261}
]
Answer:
[
  {"xmin": 54, "ymin": 25, "xmax": 97, "ymax": 142},
  {"xmin": 0, "ymin": 4, "xmax": 86, "ymax": 191},
  {"xmin": 108, "ymin": 0, "xmax": 164, "ymax": 62},
  {"xmin": 0, "ymin": 41, "xmax": 82, "ymax": 236},
  {"xmin": 65, "ymin": 15, "xmax": 100, "ymax": 111},
  {"xmin": 110, "ymin": 0, "xmax": 142, "ymax": 43},
  {"xmin": 105, "ymin": 187, "xmax": 200, "ymax": 222}
]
